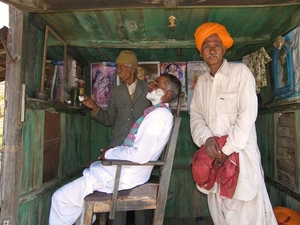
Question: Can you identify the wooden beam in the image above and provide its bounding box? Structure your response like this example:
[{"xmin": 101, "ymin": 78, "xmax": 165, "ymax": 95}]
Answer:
[
  {"xmin": 19, "ymin": 165, "xmax": 86, "ymax": 205},
  {"xmin": 0, "ymin": 33, "xmax": 16, "ymax": 62},
  {"xmin": 265, "ymin": 176, "xmax": 300, "ymax": 202},
  {"xmin": 2, "ymin": 0, "xmax": 299, "ymax": 12},
  {"xmin": 0, "ymin": 7, "xmax": 24, "ymax": 225},
  {"xmin": 163, "ymin": 0, "xmax": 179, "ymax": 7},
  {"xmin": 65, "ymin": 36, "xmax": 270, "ymax": 49},
  {"xmin": 0, "ymin": 49, "xmax": 6, "ymax": 54}
]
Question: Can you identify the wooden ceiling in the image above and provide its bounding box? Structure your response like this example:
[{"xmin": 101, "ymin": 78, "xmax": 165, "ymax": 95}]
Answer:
[
  {"xmin": 3, "ymin": 0, "xmax": 300, "ymax": 12},
  {"xmin": 1, "ymin": 0, "xmax": 300, "ymax": 68}
]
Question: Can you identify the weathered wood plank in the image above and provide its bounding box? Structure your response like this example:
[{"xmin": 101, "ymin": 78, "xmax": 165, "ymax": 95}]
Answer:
[
  {"xmin": 259, "ymin": 100, "xmax": 300, "ymax": 113},
  {"xmin": 266, "ymin": 177, "xmax": 300, "ymax": 202},
  {"xmin": 256, "ymin": 113, "xmax": 275, "ymax": 176},
  {"xmin": 277, "ymin": 136, "xmax": 295, "ymax": 149},
  {"xmin": 90, "ymin": 120, "xmax": 112, "ymax": 160},
  {"xmin": 21, "ymin": 109, "xmax": 44, "ymax": 192},
  {"xmin": 0, "ymin": 7, "xmax": 25, "ymax": 225},
  {"xmin": 43, "ymin": 111, "xmax": 61, "ymax": 183},
  {"xmin": 293, "ymin": 109, "xmax": 300, "ymax": 193},
  {"xmin": 276, "ymin": 147, "xmax": 295, "ymax": 159},
  {"xmin": 26, "ymin": 97, "xmax": 89, "ymax": 115},
  {"xmin": 276, "ymin": 111, "xmax": 296, "ymax": 188},
  {"xmin": 59, "ymin": 113, "xmax": 91, "ymax": 176},
  {"xmin": 277, "ymin": 126, "xmax": 295, "ymax": 137},
  {"xmin": 278, "ymin": 112, "xmax": 295, "ymax": 126},
  {"xmin": 19, "ymin": 165, "xmax": 86, "ymax": 205},
  {"xmin": 3, "ymin": 0, "xmax": 299, "ymax": 12}
]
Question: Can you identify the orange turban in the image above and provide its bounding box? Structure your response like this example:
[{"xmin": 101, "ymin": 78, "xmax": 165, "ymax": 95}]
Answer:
[{"xmin": 194, "ymin": 22, "xmax": 234, "ymax": 52}]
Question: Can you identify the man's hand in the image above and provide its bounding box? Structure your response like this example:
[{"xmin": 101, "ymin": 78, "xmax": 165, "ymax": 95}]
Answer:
[
  {"xmin": 82, "ymin": 95, "xmax": 99, "ymax": 112},
  {"xmin": 213, "ymin": 152, "xmax": 229, "ymax": 166},
  {"xmin": 98, "ymin": 146, "xmax": 112, "ymax": 160},
  {"xmin": 204, "ymin": 137, "xmax": 222, "ymax": 159}
]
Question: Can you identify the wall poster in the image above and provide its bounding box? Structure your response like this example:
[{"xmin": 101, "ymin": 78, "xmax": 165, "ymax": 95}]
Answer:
[
  {"xmin": 137, "ymin": 61, "xmax": 160, "ymax": 82},
  {"xmin": 187, "ymin": 61, "xmax": 208, "ymax": 112},
  {"xmin": 160, "ymin": 62, "xmax": 187, "ymax": 111},
  {"xmin": 90, "ymin": 62, "xmax": 116, "ymax": 108}
]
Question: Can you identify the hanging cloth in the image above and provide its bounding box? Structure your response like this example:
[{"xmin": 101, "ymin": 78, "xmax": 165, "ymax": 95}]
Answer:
[{"xmin": 246, "ymin": 47, "xmax": 272, "ymax": 93}]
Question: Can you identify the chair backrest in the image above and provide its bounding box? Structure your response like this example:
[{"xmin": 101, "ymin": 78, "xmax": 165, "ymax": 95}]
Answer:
[{"xmin": 152, "ymin": 115, "xmax": 181, "ymax": 224}]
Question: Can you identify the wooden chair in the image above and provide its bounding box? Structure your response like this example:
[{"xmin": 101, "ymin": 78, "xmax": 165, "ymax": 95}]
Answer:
[{"xmin": 79, "ymin": 115, "xmax": 181, "ymax": 225}]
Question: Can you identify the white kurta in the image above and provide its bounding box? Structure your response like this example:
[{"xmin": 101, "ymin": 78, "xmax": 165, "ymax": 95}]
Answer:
[
  {"xmin": 49, "ymin": 106, "xmax": 173, "ymax": 225},
  {"xmin": 190, "ymin": 59, "xmax": 277, "ymax": 225}
]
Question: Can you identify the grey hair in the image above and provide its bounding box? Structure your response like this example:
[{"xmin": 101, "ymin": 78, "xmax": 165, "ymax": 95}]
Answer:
[
  {"xmin": 160, "ymin": 73, "xmax": 181, "ymax": 102},
  {"xmin": 124, "ymin": 64, "xmax": 138, "ymax": 75}
]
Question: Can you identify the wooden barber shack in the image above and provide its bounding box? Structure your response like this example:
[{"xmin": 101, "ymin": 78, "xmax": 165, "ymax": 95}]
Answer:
[{"xmin": 0, "ymin": 0, "xmax": 299, "ymax": 224}]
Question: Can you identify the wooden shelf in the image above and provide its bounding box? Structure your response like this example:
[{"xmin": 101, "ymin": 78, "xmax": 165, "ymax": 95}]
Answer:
[
  {"xmin": 26, "ymin": 97, "xmax": 90, "ymax": 115},
  {"xmin": 258, "ymin": 99, "xmax": 300, "ymax": 115}
]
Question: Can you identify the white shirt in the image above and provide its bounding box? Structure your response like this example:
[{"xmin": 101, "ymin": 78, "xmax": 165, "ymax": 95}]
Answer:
[
  {"xmin": 126, "ymin": 78, "xmax": 138, "ymax": 95},
  {"xmin": 190, "ymin": 59, "xmax": 262, "ymax": 201},
  {"xmin": 83, "ymin": 105, "xmax": 173, "ymax": 193}
]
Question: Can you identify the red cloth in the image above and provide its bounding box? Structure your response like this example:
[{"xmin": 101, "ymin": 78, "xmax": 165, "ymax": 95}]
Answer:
[{"xmin": 192, "ymin": 136, "xmax": 239, "ymax": 199}]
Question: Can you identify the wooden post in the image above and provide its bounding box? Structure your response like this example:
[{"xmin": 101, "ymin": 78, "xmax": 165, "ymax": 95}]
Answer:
[
  {"xmin": 0, "ymin": 7, "xmax": 24, "ymax": 225},
  {"xmin": 40, "ymin": 27, "xmax": 49, "ymax": 92}
]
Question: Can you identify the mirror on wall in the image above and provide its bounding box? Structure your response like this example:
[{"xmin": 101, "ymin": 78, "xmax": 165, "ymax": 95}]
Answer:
[{"xmin": 39, "ymin": 25, "xmax": 67, "ymax": 102}]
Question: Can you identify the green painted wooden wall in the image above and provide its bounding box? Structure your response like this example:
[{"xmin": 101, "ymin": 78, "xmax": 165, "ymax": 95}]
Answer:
[
  {"xmin": 257, "ymin": 107, "xmax": 300, "ymax": 212},
  {"xmin": 14, "ymin": 11, "xmax": 300, "ymax": 225},
  {"xmin": 19, "ymin": 109, "xmax": 92, "ymax": 225},
  {"xmin": 165, "ymin": 112, "xmax": 210, "ymax": 219}
]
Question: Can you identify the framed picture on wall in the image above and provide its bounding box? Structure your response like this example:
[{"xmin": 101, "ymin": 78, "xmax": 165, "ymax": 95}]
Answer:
[
  {"xmin": 187, "ymin": 61, "xmax": 208, "ymax": 112},
  {"xmin": 273, "ymin": 43, "xmax": 294, "ymax": 100},
  {"xmin": 90, "ymin": 62, "xmax": 116, "ymax": 108},
  {"xmin": 160, "ymin": 62, "xmax": 187, "ymax": 111},
  {"xmin": 137, "ymin": 61, "xmax": 160, "ymax": 82},
  {"xmin": 115, "ymin": 61, "xmax": 160, "ymax": 86}
]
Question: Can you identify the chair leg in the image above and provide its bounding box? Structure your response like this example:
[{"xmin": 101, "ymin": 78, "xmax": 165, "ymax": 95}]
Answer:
[
  {"xmin": 152, "ymin": 209, "xmax": 164, "ymax": 225},
  {"xmin": 80, "ymin": 202, "xmax": 94, "ymax": 225},
  {"xmin": 99, "ymin": 213, "xmax": 107, "ymax": 225}
]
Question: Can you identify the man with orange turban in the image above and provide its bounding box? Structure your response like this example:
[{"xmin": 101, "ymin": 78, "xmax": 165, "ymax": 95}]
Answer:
[{"xmin": 190, "ymin": 22, "xmax": 277, "ymax": 225}]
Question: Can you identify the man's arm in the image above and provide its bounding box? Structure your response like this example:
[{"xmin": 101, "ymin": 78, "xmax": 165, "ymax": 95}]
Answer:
[{"xmin": 83, "ymin": 90, "xmax": 118, "ymax": 126}]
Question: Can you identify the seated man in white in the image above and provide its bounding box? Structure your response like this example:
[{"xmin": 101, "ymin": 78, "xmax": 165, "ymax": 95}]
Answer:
[{"xmin": 49, "ymin": 73, "xmax": 182, "ymax": 225}]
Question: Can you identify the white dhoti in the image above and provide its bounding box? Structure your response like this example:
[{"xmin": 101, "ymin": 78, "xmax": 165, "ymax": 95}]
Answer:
[
  {"xmin": 203, "ymin": 175, "xmax": 277, "ymax": 225},
  {"xmin": 49, "ymin": 175, "xmax": 108, "ymax": 225}
]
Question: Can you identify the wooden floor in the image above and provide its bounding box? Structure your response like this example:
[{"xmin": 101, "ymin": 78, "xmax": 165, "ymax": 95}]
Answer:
[
  {"xmin": 95, "ymin": 212, "xmax": 214, "ymax": 225},
  {"xmin": 163, "ymin": 218, "xmax": 214, "ymax": 225},
  {"xmin": 103, "ymin": 218, "xmax": 214, "ymax": 225}
]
